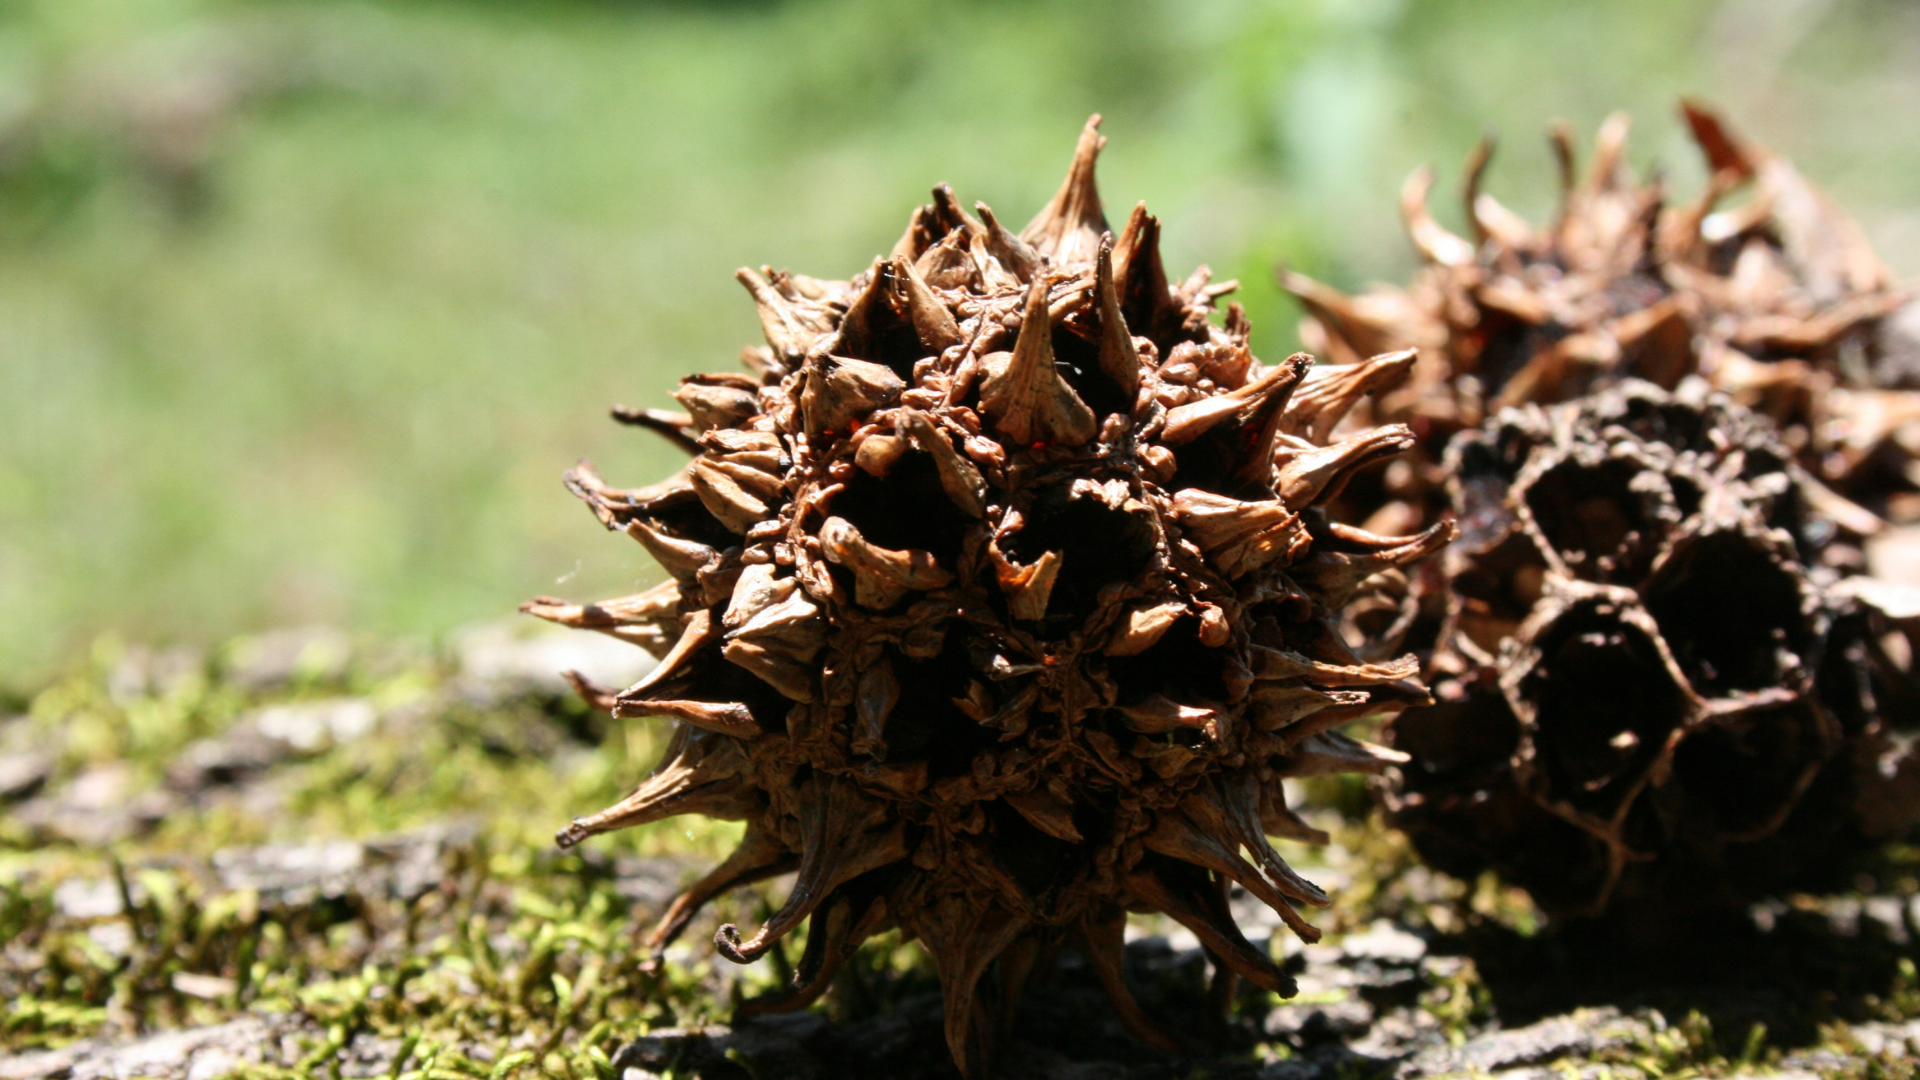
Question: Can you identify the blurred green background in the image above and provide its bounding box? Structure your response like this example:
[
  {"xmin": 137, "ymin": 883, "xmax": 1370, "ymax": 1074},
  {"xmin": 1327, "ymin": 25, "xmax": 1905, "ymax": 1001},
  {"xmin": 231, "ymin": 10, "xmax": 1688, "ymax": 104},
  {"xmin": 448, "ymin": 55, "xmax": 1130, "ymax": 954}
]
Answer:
[{"xmin": 3, "ymin": 0, "xmax": 1918, "ymax": 681}]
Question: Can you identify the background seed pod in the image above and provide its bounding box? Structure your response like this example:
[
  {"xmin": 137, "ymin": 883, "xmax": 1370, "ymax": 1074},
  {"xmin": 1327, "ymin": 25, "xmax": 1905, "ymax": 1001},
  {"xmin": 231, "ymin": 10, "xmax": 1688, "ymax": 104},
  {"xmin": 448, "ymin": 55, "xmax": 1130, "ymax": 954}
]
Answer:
[
  {"xmin": 1383, "ymin": 380, "xmax": 1919, "ymax": 923},
  {"xmin": 1280, "ymin": 101, "xmax": 1919, "ymax": 567},
  {"xmin": 525, "ymin": 118, "xmax": 1449, "ymax": 1076}
]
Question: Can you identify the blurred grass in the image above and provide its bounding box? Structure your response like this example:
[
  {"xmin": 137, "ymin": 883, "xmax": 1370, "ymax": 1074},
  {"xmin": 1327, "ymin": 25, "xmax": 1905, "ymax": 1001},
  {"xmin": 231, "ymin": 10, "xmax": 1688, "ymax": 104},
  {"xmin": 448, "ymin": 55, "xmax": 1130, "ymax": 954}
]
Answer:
[{"xmin": 2, "ymin": 0, "xmax": 1918, "ymax": 679}]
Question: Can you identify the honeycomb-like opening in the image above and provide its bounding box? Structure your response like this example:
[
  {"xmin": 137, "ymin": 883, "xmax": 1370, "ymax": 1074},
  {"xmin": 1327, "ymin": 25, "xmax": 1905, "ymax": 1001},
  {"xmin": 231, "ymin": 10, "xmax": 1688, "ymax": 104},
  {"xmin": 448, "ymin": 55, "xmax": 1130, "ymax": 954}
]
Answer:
[
  {"xmin": 1523, "ymin": 457, "xmax": 1660, "ymax": 583},
  {"xmin": 1450, "ymin": 530, "xmax": 1552, "ymax": 658},
  {"xmin": 1644, "ymin": 531, "xmax": 1809, "ymax": 697},
  {"xmin": 1390, "ymin": 695, "xmax": 1520, "ymax": 789},
  {"xmin": 1050, "ymin": 322, "xmax": 1135, "ymax": 418},
  {"xmin": 1667, "ymin": 701, "xmax": 1826, "ymax": 839},
  {"xmin": 1518, "ymin": 604, "xmax": 1688, "ymax": 819},
  {"xmin": 1007, "ymin": 487, "xmax": 1156, "ymax": 624},
  {"xmin": 884, "ymin": 636, "xmax": 990, "ymax": 775},
  {"xmin": 1110, "ymin": 616, "xmax": 1228, "ymax": 706},
  {"xmin": 831, "ymin": 451, "xmax": 975, "ymax": 567}
]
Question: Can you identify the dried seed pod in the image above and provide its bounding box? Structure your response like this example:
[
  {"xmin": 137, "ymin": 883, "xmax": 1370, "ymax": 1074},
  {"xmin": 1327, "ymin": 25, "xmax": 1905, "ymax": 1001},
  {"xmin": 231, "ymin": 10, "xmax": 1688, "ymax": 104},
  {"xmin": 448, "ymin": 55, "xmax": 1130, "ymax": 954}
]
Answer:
[
  {"xmin": 530, "ymin": 116, "xmax": 1447, "ymax": 1076},
  {"xmin": 1384, "ymin": 381, "xmax": 1919, "ymax": 922},
  {"xmin": 1282, "ymin": 101, "xmax": 1919, "ymax": 549}
]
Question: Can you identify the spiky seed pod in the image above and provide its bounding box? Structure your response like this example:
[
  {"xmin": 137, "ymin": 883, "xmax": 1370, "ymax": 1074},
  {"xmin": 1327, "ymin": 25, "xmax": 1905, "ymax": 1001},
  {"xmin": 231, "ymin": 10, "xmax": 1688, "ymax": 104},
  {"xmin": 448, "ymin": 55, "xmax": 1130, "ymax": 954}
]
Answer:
[
  {"xmin": 1383, "ymin": 380, "xmax": 1919, "ymax": 923},
  {"xmin": 1282, "ymin": 102, "xmax": 1919, "ymax": 544},
  {"xmin": 525, "ymin": 117, "xmax": 1450, "ymax": 1075}
]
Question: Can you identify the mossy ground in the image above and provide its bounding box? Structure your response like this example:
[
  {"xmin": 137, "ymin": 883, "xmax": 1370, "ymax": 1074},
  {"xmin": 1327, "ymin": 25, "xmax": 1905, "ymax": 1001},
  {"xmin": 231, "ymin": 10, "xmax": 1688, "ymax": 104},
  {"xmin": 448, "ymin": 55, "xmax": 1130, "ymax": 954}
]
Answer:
[{"xmin": 3, "ymin": 633, "xmax": 1916, "ymax": 1079}]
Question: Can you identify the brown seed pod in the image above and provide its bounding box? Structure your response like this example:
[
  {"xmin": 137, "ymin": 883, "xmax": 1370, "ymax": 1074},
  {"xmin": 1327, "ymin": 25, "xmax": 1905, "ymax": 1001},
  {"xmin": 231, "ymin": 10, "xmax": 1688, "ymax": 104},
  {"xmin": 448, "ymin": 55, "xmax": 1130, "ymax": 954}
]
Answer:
[
  {"xmin": 527, "ymin": 116, "xmax": 1447, "ymax": 1075},
  {"xmin": 1281, "ymin": 101, "xmax": 1919, "ymax": 548},
  {"xmin": 1384, "ymin": 380, "xmax": 1919, "ymax": 923}
]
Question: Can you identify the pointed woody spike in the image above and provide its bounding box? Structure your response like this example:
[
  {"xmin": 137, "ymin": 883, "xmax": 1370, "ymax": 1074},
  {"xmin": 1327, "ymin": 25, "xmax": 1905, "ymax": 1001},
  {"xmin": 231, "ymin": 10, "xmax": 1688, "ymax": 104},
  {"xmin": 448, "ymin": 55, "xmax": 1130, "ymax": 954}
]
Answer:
[
  {"xmin": 644, "ymin": 826, "xmax": 796, "ymax": 963},
  {"xmin": 802, "ymin": 353, "xmax": 905, "ymax": 438},
  {"xmin": 1094, "ymin": 234, "xmax": 1142, "ymax": 400},
  {"xmin": 1161, "ymin": 351, "xmax": 1311, "ymax": 446},
  {"xmin": 1473, "ymin": 189, "xmax": 1538, "ymax": 250},
  {"xmin": 1290, "ymin": 519, "xmax": 1458, "ymax": 609},
  {"xmin": 565, "ymin": 458, "xmax": 664, "ymax": 531},
  {"xmin": 1142, "ymin": 798, "xmax": 1325, "ymax": 922},
  {"xmin": 1003, "ymin": 550, "xmax": 1062, "ymax": 621},
  {"xmin": 993, "ymin": 934, "xmax": 1043, "ymax": 1043},
  {"xmin": 890, "ymin": 255, "xmax": 965, "ymax": 354},
  {"xmin": 560, "ymin": 669, "xmax": 621, "ymax": 713},
  {"xmin": 739, "ymin": 900, "xmax": 853, "ymax": 1018},
  {"xmin": 1285, "ymin": 729, "xmax": 1411, "ymax": 776},
  {"xmin": 1401, "ymin": 164, "xmax": 1475, "ymax": 267},
  {"xmin": 818, "ymin": 516, "xmax": 953, "ymax": 609},
  {"xmin": 1079, "ymin": 911, "xmax": 1182, "ymax": 1051},
  {"xmin": 1113, "ymin": 201, "xmax": 1175, "ymax": 339},
  {"xmin": 1247, "ymin": 684, "xmax": 1370, "ymax": 735},
  {"xmin": 1274, "ymin": 267, "xmax": 1409, "ymax": 362},
  {"xmin": 1275, "ymin": 424, "xmax": 1417, "ymax": 508},
  {"xmin": 612, "ymin": 609, "xmax": 718, "ymax": 700},
  {"xmin": 1680, "ymin": 98, "xmax": 1756, "ymax": 180},
  {"xmin": 1207, "ymin": 938, "xmax": 1240, "ymax": 1025},
  {"xmin": 1279, "ymin": 349, "xmax": 1419, "ymax": 444},
  {"xmin": 853, "ymin": 656, "xmax": 900, "ymax": 758},
  {"xmin": 977, "ymin": 202, "xmax": 1039, "ymax": 282},
  {"xmin": 1112, "ymin": 202, "xmax": 1150, "ymax": 285},
  {"xmin": 1247, "ymin": 642, "xmax": 1420, "ymax": 687},
  {"xmin": 737, "ymin": 888, "xmax": 886, "ymax": 1017},
  {"xmin": 931, "ymin": 183, "xmax": 981, "ymax": 236},
  {"xmin": 1462, "ymin": 134, "xmax": 1495, "ymax": 243},
  {"xmin": 610, "ymin": 407, "xmax": 702, "ymax": 455},
  {"xmin": 914, "ymin": 893, "xmax": 1031, "ymax": 1078},
  {"xmin": 714, "ymin": 777, "xmax": 909, "ymax": 964},
  {"xmin": 1199, "ymin": 772, "xmax": 1332, "ymax": 907},
  {"xmin": 898, "ymin": 410, "xmax": 987, "ymax": 518},
  {"xmin": 623, "ymin": 519, "xmax": 718, "ymax": 583},
  {"xmin": 978, "ymin": 278, "xmax": 1098, "ymax": 447},
  {"xmin": 1021, "ymin": 114, "xmax": 1109, "ymax": 264},
  {"xmin": 834, "ymin": 258, "xmax": 889, "ymax": 361},
  {"xmin": 1589, "ymin": 111, "xmax": 1632, "ymax": 191},
  {"xmin": 1238, "ymin": 352, "xmax": 1318, "ymax": 488},
  {"xmin": 611, "ymin": 698, "xmax": 762, "ymax": 738},
  {"xmin": 520, "ymin": 578, "xmax": 681, "ymax": 650},
  {"xmin": 553, "ymin": 725, "xmax": 754, "ymax": 848},
  {"xmin": 1126, "ymin": 858, "xmax": 1305, "ymax": 991},
  {"xmin": 1268, "ymin": 696, "xmax": 1383, "ymax": 753},
  {"xmin": 891, "ymin": 202, "xmax": 937, "ymax": 263},
  {"xmin": 1549, "ymin": 118, "xmax": 1577, "ymax": 220},
  {"xmin": 1260, "ymin": 781, "xmax": 1332, "ymax": 843},
  {"xmin": 736, "ymin": 267, "xmax": 822, "ymax": 360}
]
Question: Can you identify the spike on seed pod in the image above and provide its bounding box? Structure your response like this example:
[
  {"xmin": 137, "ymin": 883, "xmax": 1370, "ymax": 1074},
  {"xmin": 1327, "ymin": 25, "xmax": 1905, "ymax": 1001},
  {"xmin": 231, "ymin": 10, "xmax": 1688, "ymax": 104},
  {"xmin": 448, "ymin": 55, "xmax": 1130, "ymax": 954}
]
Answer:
[
  {"xmin": 530, "ymin": 117, "xmax": 1447, "ymax": 1077},
  {"xmin": 978, "ymin": 277, "xmax": 1099, "ymax": 448},
  {"xmin": 1280, "ymin": 100, "xmax": 1919, "ymax": 540}
]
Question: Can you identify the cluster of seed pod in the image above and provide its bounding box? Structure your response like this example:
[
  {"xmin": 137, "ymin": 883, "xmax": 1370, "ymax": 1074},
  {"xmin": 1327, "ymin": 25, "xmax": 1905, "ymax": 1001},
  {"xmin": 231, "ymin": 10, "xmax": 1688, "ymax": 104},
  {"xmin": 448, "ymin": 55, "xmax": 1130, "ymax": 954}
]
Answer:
[
  {"xmin": 526, "ymin": 118, "xmax": 1450, "ymax": 1075},
  {"xmin": 1283, "ymin": 102, "xmax": 1918, "ymax": 546},
  {"xmin": 1385, "ymin": 380, "xmax": 1919, "ymax": 920}
]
